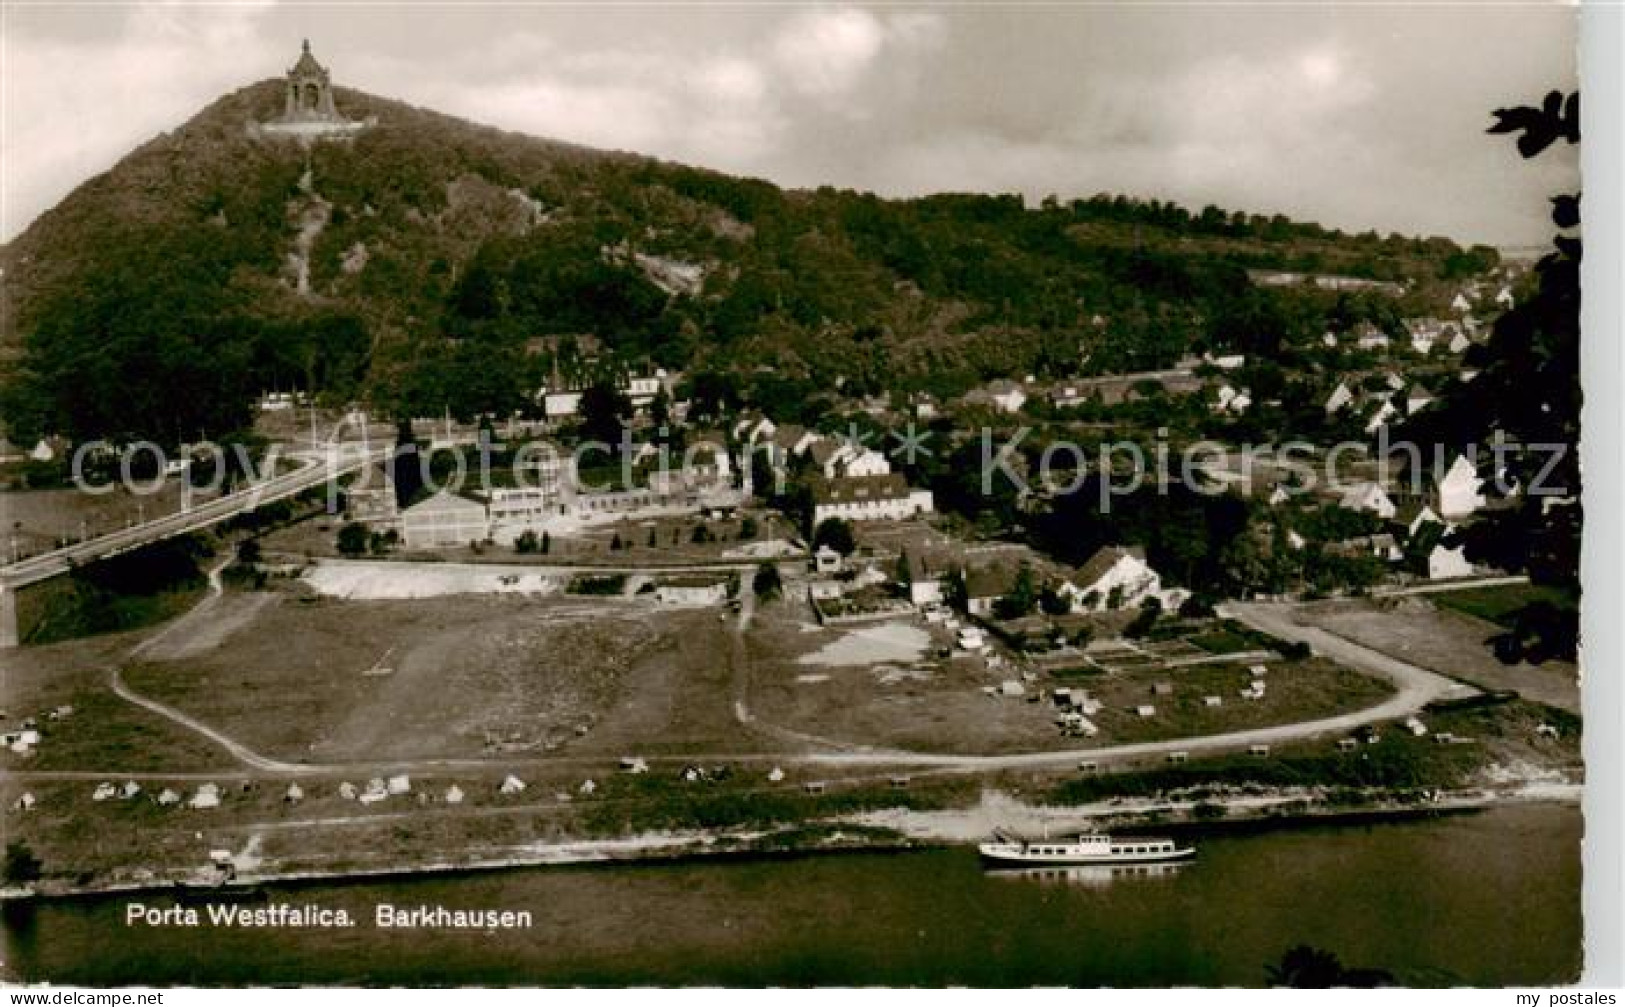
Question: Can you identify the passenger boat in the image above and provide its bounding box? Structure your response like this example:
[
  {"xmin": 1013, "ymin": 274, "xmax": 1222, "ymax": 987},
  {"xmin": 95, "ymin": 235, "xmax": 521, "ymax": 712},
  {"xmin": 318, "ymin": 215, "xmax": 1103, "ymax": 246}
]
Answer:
[{"xmin": 978, "ymin": 828, "xmax": 1194, "ymax": 866}]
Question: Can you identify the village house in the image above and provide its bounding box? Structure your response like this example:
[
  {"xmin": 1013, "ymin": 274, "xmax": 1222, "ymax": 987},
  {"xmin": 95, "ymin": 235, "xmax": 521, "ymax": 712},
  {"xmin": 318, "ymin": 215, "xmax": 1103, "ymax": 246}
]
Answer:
[
  {"xmin": 963, "ymin": 379, "xmax": 1028, "ymax": 415},
  {"xmin": 655, "ymin": 575, "xmax": 731, "ymax": 606},
  {"xmin": 1324, "ymin": 381, "xmax": 1355, "ymax": 415},
  {"xmin": 1364, "ymin": 398, "xmax": 1400, "ymax": 435},
  {"xmin": 400, "ymin": 490, "xmax": 489, "ymax": 548},
  {"xmin": 1405, "ymin": 384, "xmax": 1435, "ymax": 416},
  {"xmin": 962, "ymin": 562, "xmax": 1021, "ymax": 617},
  {"xmin": 1340, "ymin": 481, "xmax": 1398, "ymax": 520},
  {"xmin": 732, "ymin": 412, "xmax": 777, "ymax": 446},
  {"xmin": 1059, "ymin": 546, "xmax": 1181, "ymax": 612},
  {"xmin": 1213, "ymin": 384, "xmax": 1252, "ymax": 415},
  {"xmin": 810, "ymin": 474, "xmax": 934, "ymax": 526},
  {"xmin": 1396, "ymin": 501, "xmax": 1443, "ymax": 539},
  {"xmin": 1436, "ymin": 454, "xmax": 1487, "ymax": 519},
  {"xmin": 1427, "ymin": 538, "xmax": 1476, "ymax": 580},
  {"xmin": 899, "ymin": 549, "xmax": 946, "ymax": 607},
  {"xmin": 1329, "ymin": 533, "xmax": 1403, "ymax": 563},
  {"xmin": 1354, "ymin": 323, "xmax": 1391, "ymax": 351}
]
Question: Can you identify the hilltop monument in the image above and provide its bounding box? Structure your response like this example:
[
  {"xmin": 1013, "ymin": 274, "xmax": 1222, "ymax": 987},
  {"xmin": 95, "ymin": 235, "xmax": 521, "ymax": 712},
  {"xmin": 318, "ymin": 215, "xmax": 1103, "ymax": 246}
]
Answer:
[{"xmin": 256, "ymin": 40, "xmax": 371, "ymax": 139}]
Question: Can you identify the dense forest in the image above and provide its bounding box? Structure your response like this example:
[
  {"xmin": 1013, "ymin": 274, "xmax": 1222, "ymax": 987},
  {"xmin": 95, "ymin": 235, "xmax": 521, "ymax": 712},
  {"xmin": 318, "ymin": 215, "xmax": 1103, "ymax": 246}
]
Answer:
[{"xmin": 0, "ymin": 79, "xmax": 1497, "ymax": 447}]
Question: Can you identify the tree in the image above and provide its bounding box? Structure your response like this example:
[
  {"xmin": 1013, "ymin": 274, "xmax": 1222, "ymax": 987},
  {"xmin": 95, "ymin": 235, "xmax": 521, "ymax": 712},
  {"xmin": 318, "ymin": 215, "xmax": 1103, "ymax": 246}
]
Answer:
[
  {"xmin": 578, "ymin": 381, "xmax": 632, "ymax": 446},
  {"xmin": 1124, "ymin": 596, "xmax": 1162, "ymax": 638},
  {"xmin": 994, "ymin": 564, "xmax": 1038, "ymax": 620},
  {"xmin": 3, "ymin": 840, "xmax": 42, "ymax": 883},
  {"xmin": 1266, "ymin": 945, "xmax": 1393, "ymax": 988},
  {"xmin": 235, "ymin": 538, "xmax": 262, "ymax": 565},
  {"xmin": 812, "ymin": 517, "xmax": 856, "ymax": 557},
  {"xmin": 336, "ymin": 522, "xmax": 369, "ymax": 556},
  {"xmin": 752, "ymin": 561, "xmax": 783, "ymax": 599},
  {"xmin": 515, "ymin": 530, "xmax": 540, "ymax": 554},
  {"xmin": 1413, "ymin": 90, "xmax": 1581, "ymax": 663}
]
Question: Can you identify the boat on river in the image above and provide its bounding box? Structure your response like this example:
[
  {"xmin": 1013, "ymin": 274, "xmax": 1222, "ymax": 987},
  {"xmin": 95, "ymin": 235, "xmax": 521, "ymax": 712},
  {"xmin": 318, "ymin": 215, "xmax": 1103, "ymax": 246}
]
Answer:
[{"xmin": 978, "ymin": 828, "xmax": 1194, "ymax": 866}]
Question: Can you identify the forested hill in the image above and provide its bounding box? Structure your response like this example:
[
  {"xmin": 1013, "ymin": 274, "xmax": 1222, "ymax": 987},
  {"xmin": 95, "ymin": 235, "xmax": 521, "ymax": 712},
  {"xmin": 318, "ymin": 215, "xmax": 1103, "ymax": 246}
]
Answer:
[{"xmin": 0, "ymin": 78, "xmax": 1498, "ymax": 446}]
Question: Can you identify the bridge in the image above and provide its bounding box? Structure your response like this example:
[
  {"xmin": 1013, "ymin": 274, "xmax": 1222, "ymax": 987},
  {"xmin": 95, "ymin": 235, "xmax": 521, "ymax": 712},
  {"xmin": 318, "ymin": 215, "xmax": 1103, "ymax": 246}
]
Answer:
[{"xmin": 0, "ymin": 442, "xmax": 388, "ymax": 647}]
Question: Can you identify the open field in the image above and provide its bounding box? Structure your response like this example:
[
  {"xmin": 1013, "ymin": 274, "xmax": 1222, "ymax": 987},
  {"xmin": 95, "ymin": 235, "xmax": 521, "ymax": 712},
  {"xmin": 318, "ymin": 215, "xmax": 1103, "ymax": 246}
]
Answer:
[
  {"xmin": 0, "ymin": 633, "xmax": 229, "ymax": 772},
  {"xmin": 1295, "ymin": 597, "xmax": 1580, "ymax": 714},
  {"xmin": 121, "ymin": 593, "xmax": 681, "ymax": 762},
  {"xmin": 744, "ymin": 606, "xmax": 1394, "ymax": 755},
  {"xmin": 1432, "ymin": 582, "xmax": 1579, "ymax": 628}
]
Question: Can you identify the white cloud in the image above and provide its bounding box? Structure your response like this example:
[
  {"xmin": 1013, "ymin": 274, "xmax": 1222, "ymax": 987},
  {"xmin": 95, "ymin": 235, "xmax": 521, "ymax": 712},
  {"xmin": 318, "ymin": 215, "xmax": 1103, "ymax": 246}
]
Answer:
[
  {"xmin": 771, "ymin": 7, "xmax": 886, "ymax": 98},
  {"xmin": 2, "ymin": 1, "xmax": 279, "ymax": 240}
]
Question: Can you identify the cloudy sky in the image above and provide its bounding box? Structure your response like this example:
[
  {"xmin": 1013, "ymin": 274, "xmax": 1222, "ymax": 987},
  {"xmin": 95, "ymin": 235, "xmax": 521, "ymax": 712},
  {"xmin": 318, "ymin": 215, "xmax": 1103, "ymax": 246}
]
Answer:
[{"xmin": 1, "ymin": 1, "xmax": 1579, "ymax": 246}]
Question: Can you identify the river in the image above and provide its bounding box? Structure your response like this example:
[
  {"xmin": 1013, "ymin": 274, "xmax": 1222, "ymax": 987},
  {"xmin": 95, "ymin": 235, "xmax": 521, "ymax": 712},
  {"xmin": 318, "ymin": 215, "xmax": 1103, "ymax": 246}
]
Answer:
[{"xmin": 0, "ymin": 803, "xmax": 1581, "ymax": 986}]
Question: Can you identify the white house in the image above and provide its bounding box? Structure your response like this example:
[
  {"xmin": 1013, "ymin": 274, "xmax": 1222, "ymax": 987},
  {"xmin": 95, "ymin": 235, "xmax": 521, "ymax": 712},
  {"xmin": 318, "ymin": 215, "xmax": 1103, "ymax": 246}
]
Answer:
[
  {"xmin": 1448, "ymin": 329, "xmax": 1472, "ymax": 354},
  {"xmin": 1364, "ymin": 399, "xmax": 1399, "ymax": 434},
  {"xmin": 1427, "ymin": 539, "xmax": 1475, "ymax": 580},
  {"xmin": 1059, "ymin": 546, "xmax": 1179, "ymax": 612},
  {"xmin": 1405, "ymin": 385, "xmax": 1434, "ymax": 416},
  {"xmin": 1340, "ymin": 482, "xmax": 1397, "ymax": 520},
  {"xmin": 964, "ymin": 379, "xmax": 1028, "ymax": 414},
  {"xmin": 733, "ymin": 413, "xmax": 777, "ymax": 446},
  {"xmin": 1451, "ymin": 292, "xmax": 1473, "ymax": 313},
  {"xmin": 963, "ymin": 563, "xmax": 1022, "ymax": 617},
  {"xmin": 810, "ymin": 474, "xmax": 933, "ymax": 526},
  {"xmin": 900, "ymin": 550, "xmax": 945, "ymax": 607},
  {"xmin": 400, "ymin": 490, "xmax": 489, "ymax": 548},
  {"xmin": 1213, "ymin": 384, "xmax": 1252, "ymax": 414},
  {"xmin": 1355, "ymin": 325, "xmax": 1390, "ymax": 351},
  {"xmin": 542, "ymin": 390, "xmax": 583, "ymax": 421},
  {"xmin": 1437, "ymin": 454, "xmax": 1487, "ymax": 519},
  {"xmin": 1324, "ymin": 381, "xmax": 1355, "ymax": 415},
  {"xmin": 655, "ymin": 575, "xmax": 731, "ymax": 605},
  {"xmin": 1398, "ymin": 502, "xmax": 1443, "ymax": 539},
  {"xmin": 1495, "ymin": 286, "xmax": 1516, "ymax": 309},
  {"xmin": 840, "ymin": 447, "xmax": 892, "ymax": 478}
]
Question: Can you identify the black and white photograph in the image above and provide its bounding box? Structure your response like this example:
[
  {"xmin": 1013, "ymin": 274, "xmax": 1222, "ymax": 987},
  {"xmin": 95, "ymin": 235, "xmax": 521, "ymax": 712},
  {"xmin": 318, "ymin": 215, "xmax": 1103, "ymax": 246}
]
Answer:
[{"xmin": 0, "ymin": 0, "xmax": 1614, "ymax": 990}]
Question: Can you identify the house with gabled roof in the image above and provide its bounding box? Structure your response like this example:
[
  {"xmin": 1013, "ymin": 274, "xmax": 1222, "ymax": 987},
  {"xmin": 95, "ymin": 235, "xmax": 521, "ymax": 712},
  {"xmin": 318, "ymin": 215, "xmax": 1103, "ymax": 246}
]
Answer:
[
  {"xmin": 1057, "ymin": 546, "xmax": 1179, "ymax": 613},
  {"xmin": 1436, "ymin": 453, "xmax": 1488, "ymax": 519},
  {"xmin": 1340, "ymin": 482, "xmax": 1397, "ymax": 520},
  {"xmin": 1324, "ymin": 381, "xmax": 1355, "ymax": 415},
  {"xmin": 810, "ymin": 474, "xmax": 933, "ymax": 526}
]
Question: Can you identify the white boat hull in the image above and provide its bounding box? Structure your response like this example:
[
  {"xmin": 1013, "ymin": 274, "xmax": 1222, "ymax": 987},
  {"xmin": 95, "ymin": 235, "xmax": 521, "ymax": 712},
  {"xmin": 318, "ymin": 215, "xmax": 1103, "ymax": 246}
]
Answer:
[{"xmin": 978, "ymin": 842, "xmax": 1195, "ymax": 866}]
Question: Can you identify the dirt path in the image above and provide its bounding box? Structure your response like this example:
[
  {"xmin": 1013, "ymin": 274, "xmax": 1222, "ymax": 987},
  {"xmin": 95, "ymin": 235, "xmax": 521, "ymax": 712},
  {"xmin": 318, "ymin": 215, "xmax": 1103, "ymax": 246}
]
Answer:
[{"xmin": 93, "ymin": 583, "xmax": 1475, "ymax": 782}]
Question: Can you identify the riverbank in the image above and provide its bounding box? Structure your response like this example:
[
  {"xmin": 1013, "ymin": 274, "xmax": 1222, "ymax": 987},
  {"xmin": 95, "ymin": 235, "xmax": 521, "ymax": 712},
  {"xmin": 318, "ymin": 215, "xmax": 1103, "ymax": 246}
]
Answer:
[{"xmin": 2, "ymin": 780, "xmax": 1579, "ymax": 904}]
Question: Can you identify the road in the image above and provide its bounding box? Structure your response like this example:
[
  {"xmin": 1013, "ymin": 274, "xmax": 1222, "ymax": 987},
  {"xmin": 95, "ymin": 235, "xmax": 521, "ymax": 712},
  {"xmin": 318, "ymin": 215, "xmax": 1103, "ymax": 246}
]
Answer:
[
  {"xmin": 1, "ymin": 442, "xmax": 385, "ymax": 589},
  {"xmin": 7, "ymin": 586, "xmax": 1475, "ymax": 784}
]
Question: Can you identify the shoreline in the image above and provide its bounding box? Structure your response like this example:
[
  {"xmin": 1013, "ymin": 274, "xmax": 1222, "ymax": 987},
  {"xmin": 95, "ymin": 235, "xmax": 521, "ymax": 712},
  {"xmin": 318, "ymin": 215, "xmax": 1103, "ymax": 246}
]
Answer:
[{"xmin": 2, "ymin": 782, "xmax": 1580, "ymax": 905}]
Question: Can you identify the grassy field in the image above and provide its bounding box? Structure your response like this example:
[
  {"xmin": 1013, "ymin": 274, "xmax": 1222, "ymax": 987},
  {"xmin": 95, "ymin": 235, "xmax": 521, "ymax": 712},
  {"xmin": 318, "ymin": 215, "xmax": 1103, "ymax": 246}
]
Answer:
[
  {"xmin": 744, "ymin": 604, "xmax": 1393, "ymax": 755},
  {"xmin": 121, "ymin": 593, "xmax": 673, "ymax": 762},
  {"xmin": 1432, "ymin": 582, "xmax": 1578, "ymax": 627},
  {"xmin": 1043, "ymin": 698, "xmax": 1581, "ymax": 805},
  {"xmin": 1298, "ymin": 597, "xmax": 1580, "ymax": 714},
  {"xmin": 1, "ymin": 634, "xmax": 229, "ymax": 772}
]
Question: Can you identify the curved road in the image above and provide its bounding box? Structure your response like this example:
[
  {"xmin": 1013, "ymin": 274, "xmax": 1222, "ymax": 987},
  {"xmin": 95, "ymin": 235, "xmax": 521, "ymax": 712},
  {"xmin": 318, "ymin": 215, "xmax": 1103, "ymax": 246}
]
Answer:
[{"xmin": 17, "ymin": 583, "xmax": 1472, "ymax": 784}]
